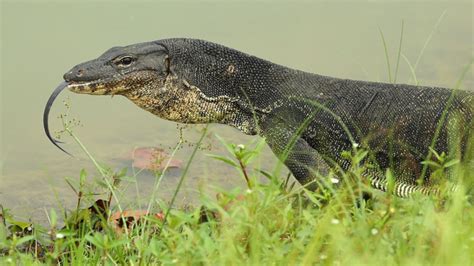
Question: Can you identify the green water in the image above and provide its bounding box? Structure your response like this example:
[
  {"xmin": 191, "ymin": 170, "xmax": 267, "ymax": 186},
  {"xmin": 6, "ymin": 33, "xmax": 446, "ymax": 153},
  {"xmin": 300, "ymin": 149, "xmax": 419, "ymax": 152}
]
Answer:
[{"xmin": 1, "ymin": 1, "xmax": 472, "ymax": 222}]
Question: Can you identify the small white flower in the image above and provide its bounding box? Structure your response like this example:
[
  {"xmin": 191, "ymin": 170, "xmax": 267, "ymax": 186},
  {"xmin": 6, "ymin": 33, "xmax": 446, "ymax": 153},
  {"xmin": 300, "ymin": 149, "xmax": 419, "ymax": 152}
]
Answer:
[
  {"xmin": 237, "ymin": 144, "xmax": 245, "ymax": 150},
  {"xmin": 56, "ymin": 233, "xmax": 65, "ymax": 239},
  {"xmin": 172, "ymin": 258, "xmax": 178, "ymax": 263},
  {"xmin": 352, "ymin": 142, "xmax": 359, "ymax": 148},
  {"xmin": 320, "ymin": 254, "xmax": 328, "ymax": 260},
  {"xmin": 246, "ymin": 189, "xmax": 253, "ymax": 194},
  {"xmin": 330, "ymin": 177, "xmax": 339, "ymax": 184},
  {"xmin": 331, "ymin": 218, "xmax": 340, "ymax": 225},
  {"xmin": 371, "ymin": 228, "xmax": 378, "ymax": 235}
]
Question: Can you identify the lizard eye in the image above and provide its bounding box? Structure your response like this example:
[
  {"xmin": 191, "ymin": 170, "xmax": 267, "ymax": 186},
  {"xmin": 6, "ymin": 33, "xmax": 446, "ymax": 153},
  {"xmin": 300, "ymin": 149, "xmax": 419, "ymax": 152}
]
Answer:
[{"xmin": 115, "ymin": 56, "xmax": 135, "ymax": 67}]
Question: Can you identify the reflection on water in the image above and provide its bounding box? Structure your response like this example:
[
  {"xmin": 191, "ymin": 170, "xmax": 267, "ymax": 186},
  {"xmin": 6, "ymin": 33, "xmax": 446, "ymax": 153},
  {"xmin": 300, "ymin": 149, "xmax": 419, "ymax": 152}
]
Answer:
[{"xmin": 1, "ymin": 1, "xmax": 472, "ymax": 223}]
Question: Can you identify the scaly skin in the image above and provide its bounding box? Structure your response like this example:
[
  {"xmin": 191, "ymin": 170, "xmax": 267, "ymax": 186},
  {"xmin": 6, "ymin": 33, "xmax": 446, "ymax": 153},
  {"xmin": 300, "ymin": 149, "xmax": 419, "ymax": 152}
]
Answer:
[{"xmin": 53, "ymin": 38, "xmax": 473, "ymax": 197}]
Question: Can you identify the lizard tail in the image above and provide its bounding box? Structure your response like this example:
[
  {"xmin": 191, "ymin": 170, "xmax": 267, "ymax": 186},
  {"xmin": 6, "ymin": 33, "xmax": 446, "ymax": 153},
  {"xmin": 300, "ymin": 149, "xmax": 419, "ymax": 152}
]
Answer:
[{"xmin": 367, "ymin": 171, "xmax": 457, "ymax": 197}]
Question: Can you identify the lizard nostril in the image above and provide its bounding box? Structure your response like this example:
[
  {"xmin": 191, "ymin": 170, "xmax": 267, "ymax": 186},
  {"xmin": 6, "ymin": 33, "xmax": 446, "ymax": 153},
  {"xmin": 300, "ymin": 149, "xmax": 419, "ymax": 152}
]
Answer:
[
  {"xmin": 63, "ymin": 68, "xmax": 85, "ymax": 82},
  {"xmin": 63, "ymin": 70, "xmax": 73, "ymax": 82}
]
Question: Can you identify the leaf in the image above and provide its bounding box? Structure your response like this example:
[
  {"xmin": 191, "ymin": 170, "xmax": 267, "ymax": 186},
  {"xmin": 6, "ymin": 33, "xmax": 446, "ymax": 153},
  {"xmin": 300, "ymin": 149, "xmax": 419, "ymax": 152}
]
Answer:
[
  {"xmin": 354, "ymin": 150, "xmax": 369, "ymax": 164},
  {"xmin": 428, "ymin": 147, "xmax": 442, "ymax": 161},
  {"xmin": 80, "ymin": 169, "xmax": 88, "ymax": 184},
  {"xmin": 79, "ymin": 172, "xmax": 86, "ymax": 189},
  {"xmin": 443, "ymin": 159, "xmax": 460, "ymax": 168},
  {"xmin": 0, "ymin": 223, "xmax": 8, "ymax": 243},
  {"xmin": 256, "ymin": 169, "xmax": 281, "ymax": 187},
  {"xmin": 341, "ymin": 151, "xmax": 352, "ymax": 160},
  {"xmin": 85, "ymin": 233, "xmax": 105, "ymax": 249},
  {"xmin": 64, "ymin": 177, "xmax": 78, "ymax": 195},
  {"xmin": 6, "ymin": 219, "xmax": 31, "ymax": 231},
  {"xmin": 117, "ymin": 175, "xmax": 137, "ymax": 183},
  {"xmin": 385, "ymin": 168, "xmax": 395, "ymax": 195},
  {"xmin": 49, "ymin": 208, "xmax": 58, "ymax": 227},
  {"xmin": 118, "ymin": 167, "xmax": 128, "ymax": 178},
  {"xmin": 301, "ymin": 188, "xmax": 321, "ymax": 206},
  {"xmin": 206, "ymin": 154, "xmax": 239, "ymax": 168},
  {"xmin": 257, "ymin": 169, "xmax": 274, "ymax": 181},
  {"xmin": 240, "ymin": 150, "xmax": 259, "ymax": 165},
  {"xmin": 14, "ymin": 235, "xmax": 36, "ymax": 247},
  {"xmin": 108, "ymin": 239, "xmax": 129, "ymax": 248},
  {"xmin": 420, "ymin": 161, "xmax": 441, "ymax": 168},
  {"xmin": 245, "ymin": 138, "xmax": 266, "ymax": 165}
]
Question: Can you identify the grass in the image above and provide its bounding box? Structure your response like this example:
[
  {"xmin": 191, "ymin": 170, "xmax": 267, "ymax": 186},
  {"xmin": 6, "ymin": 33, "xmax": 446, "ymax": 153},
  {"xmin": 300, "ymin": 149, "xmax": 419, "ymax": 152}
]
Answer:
[
  {"xmin": 1, "ymin": 136, "xmax": 473, "ymax": 265},
  {"xmin": 1, "ymin": 19, "xmax": 474, "ymax": 265}
]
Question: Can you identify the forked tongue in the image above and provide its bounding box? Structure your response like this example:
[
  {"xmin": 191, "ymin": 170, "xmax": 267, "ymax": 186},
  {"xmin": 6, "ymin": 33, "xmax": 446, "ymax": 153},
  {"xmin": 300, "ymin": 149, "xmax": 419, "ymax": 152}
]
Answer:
[{"xmin": 43, "ymin": 81, "xmax": 72, "ymax": 156}]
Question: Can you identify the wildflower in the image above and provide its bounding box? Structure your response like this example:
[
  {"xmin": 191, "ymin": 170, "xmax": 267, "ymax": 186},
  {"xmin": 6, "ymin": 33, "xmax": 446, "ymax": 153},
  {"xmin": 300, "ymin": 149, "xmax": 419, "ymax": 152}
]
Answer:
[
  {"xmin": 246, "ymin": 189, "xmax": 253, "ymax": 194},
  {"xmin": 236, "ymin": 144, "xmax": 245, "ymax": 150},
  {"xmin": 320, "ymin": 254, "xmax": 328, "ymax": 260},
  {"xmin": 371, "ymin": 228, "xmax": 378, "ymax": 235},
  {"xmin": 330, "ymin": 177, "xmax": 339, "ymax": 184},
  {"xmin": 56, "ymin": 233, "xmax": 65, "ymax": 239},
  {"xmin": 352, "ymin": 142, "xmax": 359, "ymax": 148},
  {"xmin": 331, "ymin": 218, "xmax": 340, "ymax": 225}
]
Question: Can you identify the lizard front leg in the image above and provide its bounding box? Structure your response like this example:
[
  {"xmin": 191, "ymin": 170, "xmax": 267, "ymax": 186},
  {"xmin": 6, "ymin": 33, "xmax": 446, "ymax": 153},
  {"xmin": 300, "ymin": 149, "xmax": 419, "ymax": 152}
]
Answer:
[{"xmin": 263, "ymin": 127, "xmax": 332, "ymax": 191}]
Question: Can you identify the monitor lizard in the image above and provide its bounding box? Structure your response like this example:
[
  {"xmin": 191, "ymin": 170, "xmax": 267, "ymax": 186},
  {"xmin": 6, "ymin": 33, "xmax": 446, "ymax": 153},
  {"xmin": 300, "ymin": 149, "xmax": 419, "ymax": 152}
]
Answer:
[{"xmin": 44, "ymin": 38, "xmax": 474, "ymax": 197}]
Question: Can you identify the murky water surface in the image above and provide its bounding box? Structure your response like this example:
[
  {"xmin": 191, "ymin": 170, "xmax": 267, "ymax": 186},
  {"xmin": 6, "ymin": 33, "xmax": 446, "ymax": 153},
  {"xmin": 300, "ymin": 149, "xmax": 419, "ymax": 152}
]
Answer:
[{"xmin": 1, "ymin": 1, "xmax": 472, "ymax": 223}]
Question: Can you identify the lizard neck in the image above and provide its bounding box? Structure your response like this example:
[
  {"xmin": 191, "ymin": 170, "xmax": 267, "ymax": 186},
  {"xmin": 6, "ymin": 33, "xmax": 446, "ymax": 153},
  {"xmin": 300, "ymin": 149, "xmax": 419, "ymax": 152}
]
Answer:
[
  {"xmin": 155, "ymin": 38, "xmax": 320, "ymax": 134},
  {"xmin": 157, "ymin": 38, "xmax": 307, "ymax": 107},
  {"xmin": 122, "ymin": 73, "xmax": 260, "ymax": 135}
]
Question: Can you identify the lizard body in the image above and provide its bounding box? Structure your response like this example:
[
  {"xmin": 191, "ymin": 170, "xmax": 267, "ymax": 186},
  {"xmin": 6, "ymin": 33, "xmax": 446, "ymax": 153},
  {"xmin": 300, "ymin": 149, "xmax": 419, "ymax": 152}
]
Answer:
[{"xmin": 46, "ymin": 38, "xmax": 474, "ymax": 196}]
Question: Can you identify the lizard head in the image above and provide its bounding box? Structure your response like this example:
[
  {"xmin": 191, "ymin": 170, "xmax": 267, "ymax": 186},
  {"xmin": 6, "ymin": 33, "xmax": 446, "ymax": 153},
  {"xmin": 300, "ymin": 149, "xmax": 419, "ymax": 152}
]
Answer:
[
  {"xmin": 63, "ymin": 41, "xmax": 170, "ymax": 95},
  {"xmin": 61, "ymin": 39, "xmax": 245, "ymax": 128},
  {"xmin": 59, "ymin": 39, "xmax": 267, "ymax": 135}
]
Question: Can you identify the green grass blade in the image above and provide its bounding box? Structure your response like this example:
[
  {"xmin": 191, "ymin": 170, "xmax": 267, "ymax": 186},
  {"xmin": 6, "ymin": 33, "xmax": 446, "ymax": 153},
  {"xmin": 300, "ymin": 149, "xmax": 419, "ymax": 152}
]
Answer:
[
  {"xmin": 401, "ymin": 53, "xmax": 419, "ymax": 85},
  {"xmin": 160, "ymin": 125, "xmax": 209, "ymax": 233},
  {"xmin": 393, "ymin": 20, "xmax": 404, "ymax": 83},
  {"xmin": 378, "ymin": 27, "xmax": 392, "ymax": 83}
]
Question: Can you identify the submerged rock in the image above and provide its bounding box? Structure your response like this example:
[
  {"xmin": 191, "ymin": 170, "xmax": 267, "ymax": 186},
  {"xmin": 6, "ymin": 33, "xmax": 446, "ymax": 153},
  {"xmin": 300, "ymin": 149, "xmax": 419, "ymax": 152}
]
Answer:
[{"xmin": 129, "ymin": 147, "xmax": 182, "ymax": 171}]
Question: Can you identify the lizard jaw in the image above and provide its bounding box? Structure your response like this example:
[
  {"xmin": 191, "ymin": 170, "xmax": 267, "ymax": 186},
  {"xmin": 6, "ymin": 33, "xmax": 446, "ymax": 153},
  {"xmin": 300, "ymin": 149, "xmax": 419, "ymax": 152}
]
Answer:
[
  {"xmin": 67, "ymin": 70, "xmax": 159, "ymax": 96},
  {"xmin": 67, "ymin": 77, "xmax": 127, "ymax": 95}
]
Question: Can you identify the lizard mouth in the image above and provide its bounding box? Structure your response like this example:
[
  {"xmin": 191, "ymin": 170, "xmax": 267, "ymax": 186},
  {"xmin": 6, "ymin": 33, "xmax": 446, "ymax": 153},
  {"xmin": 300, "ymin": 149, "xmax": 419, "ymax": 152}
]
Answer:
[{"xmin": 67, "ymin": 76, "xmax": 127, "ymax": 95}]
